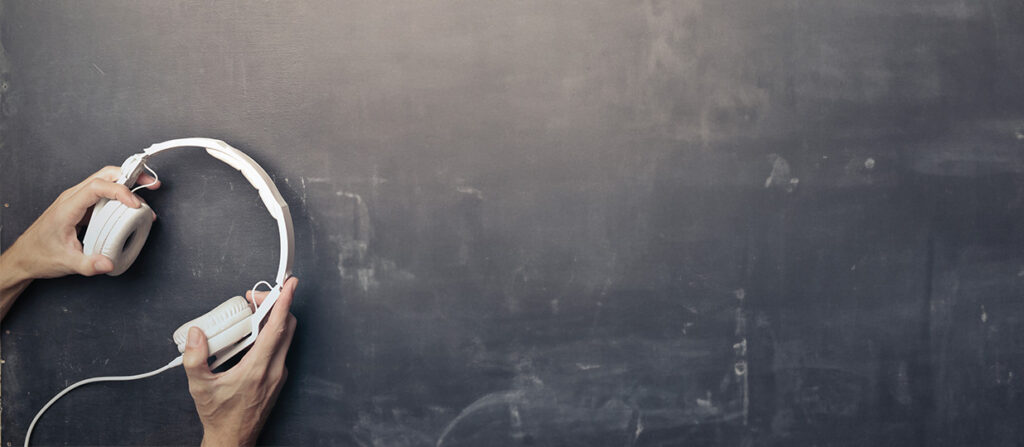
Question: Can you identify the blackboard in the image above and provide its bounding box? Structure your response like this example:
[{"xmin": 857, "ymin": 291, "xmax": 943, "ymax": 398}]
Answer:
[{"xmin": 2, "ymin": 1, "xmax": 1024, "ymax": 445}]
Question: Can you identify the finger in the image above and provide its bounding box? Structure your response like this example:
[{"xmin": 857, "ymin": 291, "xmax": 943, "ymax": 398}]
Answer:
[
  {"xmin": 268, "ymin": 313, "xmax": 297, "ymax": 371},
  {"xmin": 245, "ymin": 289, "xmax": 271, "ymax": 307},
  {"xmin": 76, "ymin": 205, "xmax": 96, "ymax": 228},
  {"xmin": 80, "ymin": 167, "xmax": 159, "ymax": 191},
  {"xmin": 65, "ymin": 179, "xmax": 141, "ymax": 220},
  {"xmin": 88, "ymin": 166, "xmax": 123, "ymax": 182},
  {"xmin": 72, "ymin": 253, "xmax": 114, "ymax": 277},
  {"xmin": 249, "ymin": 277, "xmax": 298, "ymax": 365},
  {"xmin": 182, "ymin": 327, "xmax": 214, "ymax": 381},
  {"xmin": 57, "ymin": 166, "xmax": 123, "ymax": 201},
  {"xmin": 136, "ymin": 173, "xmax": 161, "ymax": 190}
]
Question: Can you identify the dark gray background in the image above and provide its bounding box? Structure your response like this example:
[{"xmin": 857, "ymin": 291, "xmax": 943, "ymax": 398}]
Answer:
[{"xmin": 1, "ymin": 1, "xmax": 1023, "ymax": 446}]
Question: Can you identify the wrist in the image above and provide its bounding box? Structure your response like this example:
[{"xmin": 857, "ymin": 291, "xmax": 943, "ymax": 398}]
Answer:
[
  {"xmin": 201, "ymin": 429, "xmax": 255, "ymax": 447},
  {"xmin": 0, "ymin": 246, "xmax": 35, "ymax": 318},
  {"xmin": 1, "ymin": 241, "xmax": 38, "ymax": 282},
  {"xmin": 0, "ymin": 247, "xmax": 34, "ymax": 287}
]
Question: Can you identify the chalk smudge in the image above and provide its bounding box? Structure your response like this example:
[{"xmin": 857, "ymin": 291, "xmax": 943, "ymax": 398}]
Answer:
[{"xmin": 765, "ymin": 154, "xmax": 798, "ymax": 192}]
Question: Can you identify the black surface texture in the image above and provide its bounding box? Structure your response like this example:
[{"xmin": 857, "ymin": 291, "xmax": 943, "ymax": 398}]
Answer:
[{"xmin": 2, "ymin": 1, "xmax": 1024, "ymax": 446}]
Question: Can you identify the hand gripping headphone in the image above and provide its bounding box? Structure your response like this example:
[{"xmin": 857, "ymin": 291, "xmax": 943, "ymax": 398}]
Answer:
[{"xmin": 24, "ymin": 138, "xmax": 295, "ymax": 446}]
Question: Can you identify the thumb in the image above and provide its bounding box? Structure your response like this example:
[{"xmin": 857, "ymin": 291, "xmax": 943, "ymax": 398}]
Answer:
[
  {"xmin": 76, "ymin": 254, "xmax": 114, "ymax": 276},
  {"xmin": 182, "ymin": 327, "xmax": 212, "ymax": 380}
]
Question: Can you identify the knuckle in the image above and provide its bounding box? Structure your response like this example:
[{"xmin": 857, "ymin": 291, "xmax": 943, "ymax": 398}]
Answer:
[
  {"xmin": 182, "ymin": 355, "xmax": 203, "ymax": 370},
  {"xmin": 87, "ymin": 179, "xmax": 113, "ymax": 194}
]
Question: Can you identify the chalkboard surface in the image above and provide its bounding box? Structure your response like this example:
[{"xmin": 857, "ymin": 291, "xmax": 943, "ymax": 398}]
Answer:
[{"xmin": 2, "ymin": 1, "xmax": 1024, "ymax": 445}]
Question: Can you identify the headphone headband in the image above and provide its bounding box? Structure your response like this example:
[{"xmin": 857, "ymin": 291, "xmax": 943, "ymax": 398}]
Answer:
[{"xmin": 117, "ymin": 138, "xmax": 294, "ymax": 287}]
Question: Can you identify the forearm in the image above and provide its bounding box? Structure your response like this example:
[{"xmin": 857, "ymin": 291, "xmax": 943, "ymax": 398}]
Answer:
[{"xmin": 0, "ymin": 246, "xmax": 34, "ymax": 320}]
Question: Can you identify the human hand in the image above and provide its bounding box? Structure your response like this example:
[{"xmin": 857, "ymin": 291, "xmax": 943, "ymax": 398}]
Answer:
[
  {"xmin": 2, "ymin": 165, "xmax": 159, "ymax": 280},
  {"xmin": 182, "ymin": 277, "xmax": 299, "ymax": 447}
]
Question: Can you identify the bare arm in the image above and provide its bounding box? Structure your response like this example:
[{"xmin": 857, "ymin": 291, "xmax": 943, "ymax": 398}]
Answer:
[
  {"xmin": 0, "ymin": 166, "xmax": 159, "ymax": 320},
  {"xmin": 0, "ymin": 251, "xmax": 33, "ymax": 319}
]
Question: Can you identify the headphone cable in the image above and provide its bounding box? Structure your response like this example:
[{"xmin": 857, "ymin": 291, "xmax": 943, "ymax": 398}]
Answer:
[
  {"xmin": 24, "ymin": 355, "xmax": 184, "ymax": 447},
  {"xmin": 130, "ymin": 163, "xmax": 159, "ymax": 193}
]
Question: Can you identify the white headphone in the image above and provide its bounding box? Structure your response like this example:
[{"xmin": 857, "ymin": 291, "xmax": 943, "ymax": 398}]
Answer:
[
  {"xmin": 83, "ymin": 137, "xmax": 295, "ymax": 368},
  {"xmin": 25, "ymin": 138, "xmax": 295, "ymax": 446}
]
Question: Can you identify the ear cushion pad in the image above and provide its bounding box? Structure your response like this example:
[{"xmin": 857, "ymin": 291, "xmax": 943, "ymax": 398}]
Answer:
[
  {"xmin": 101, "ymin": 202, "xmax": 153, "ymax": 276},
  {"xmin": 82, "ymin": 199, "xmax": 153, "ymax": 276},
  {"xmin": 173, "ymin": 296, "xmax": 254, "ymax": 355}
]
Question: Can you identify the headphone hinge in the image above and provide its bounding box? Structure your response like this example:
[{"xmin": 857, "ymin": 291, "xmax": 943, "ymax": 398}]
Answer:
[{"xmin": 117, "ymin": 153, "xmax": 149, "ymax": 186}]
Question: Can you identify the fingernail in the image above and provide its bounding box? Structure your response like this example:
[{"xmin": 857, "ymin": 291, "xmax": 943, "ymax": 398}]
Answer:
[
  {"xmin": 187, "ymin": 327, "xmax": 202, "ymax": 347},
  {"xmin": 93, "ymin": 260, "xmax": 111, "ymax": 272}
]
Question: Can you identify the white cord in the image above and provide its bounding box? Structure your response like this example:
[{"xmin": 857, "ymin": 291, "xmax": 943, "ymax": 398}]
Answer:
[
  {"xmin": 130, "ymin": 163, "xmax": 159, "ymax": 193},
  {"xmin": 24, "ymin": 356, "xmax": 183, "ymax": 447},
  {"xmin": 250, "ymin": 280, "xmax": 273, "ymax": 306}
]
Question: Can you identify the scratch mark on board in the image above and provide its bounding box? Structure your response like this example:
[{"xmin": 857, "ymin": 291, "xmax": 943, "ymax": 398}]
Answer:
[
  {"xmin": 696, "ymin": 390, "xmax": 714, "ymax": 409},
  {"xmin": 734, "ymin": 290, "xmax": 749, "ymax": 425},
  {"xmin": 300, "ymin": 177, "xmax": 308, "ymax": 208},
  {"xmin": 509, "ymin": 404, "xmax": 525, "ymax": 441},
  {"xmin": 113, "ymin": 314, "xmax": 127, "ymax": 357},
  {"xmin": 334, "ymin": 190, "xmax": 375, "ymax": 291},
  {"xmin": 299, "ymin": 376, "xmax": 346, "ymax": 402},
  {"xmin": 436, "ymin": 390, "xmax": 526, "ymax": 447},
  {"xmin": 220, "ymin": 221, "xmax": 236, "ymax": 266},
  {"xmin": 456, "ymin": 186, "xmax": 483, "ymax": 199},
  {"xmin": 628, "ymin": 409, "xmax": 644, "ymax": 446}
]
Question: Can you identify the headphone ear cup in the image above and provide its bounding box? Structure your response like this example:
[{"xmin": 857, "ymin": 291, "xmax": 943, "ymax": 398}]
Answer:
[
  {"xmin": 82, "ymin": 198, "xmax": 118, "ymax": 257},
  {"xmin": 173, "ymin": 296, "xmax": 254, "ymax": 355},
  {"xmin": 98, "ymin": 201, "xmax": 153, "ymax": 276}
]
